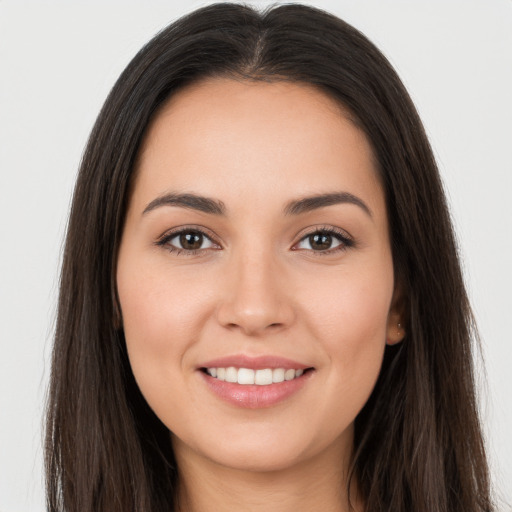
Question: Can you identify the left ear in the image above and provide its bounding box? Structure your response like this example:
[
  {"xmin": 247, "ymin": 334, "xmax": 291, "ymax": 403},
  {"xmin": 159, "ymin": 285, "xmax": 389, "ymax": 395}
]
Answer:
[{"xmin": 386, "ymin": 285, "xmax": 406, "ymax": 345}]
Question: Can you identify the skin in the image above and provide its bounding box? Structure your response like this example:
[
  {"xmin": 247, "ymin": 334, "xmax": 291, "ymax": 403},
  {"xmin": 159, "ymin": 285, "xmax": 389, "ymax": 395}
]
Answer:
[{"xmin": 117, "ymin": 78, "xmax": 405, "ymax": 512}]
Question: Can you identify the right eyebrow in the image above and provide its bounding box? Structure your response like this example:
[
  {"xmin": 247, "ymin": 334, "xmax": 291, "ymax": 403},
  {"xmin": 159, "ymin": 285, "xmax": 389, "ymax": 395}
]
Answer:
[{"xmin": 142, "ymin": 192, "xmax": 226, "ymax": 216}]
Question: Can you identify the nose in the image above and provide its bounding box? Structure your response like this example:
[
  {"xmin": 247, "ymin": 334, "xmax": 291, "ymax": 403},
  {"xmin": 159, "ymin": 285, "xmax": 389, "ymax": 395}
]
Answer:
[{"xmin": 215, "ymin": 249, "xmax": 295, "ymax": 336}]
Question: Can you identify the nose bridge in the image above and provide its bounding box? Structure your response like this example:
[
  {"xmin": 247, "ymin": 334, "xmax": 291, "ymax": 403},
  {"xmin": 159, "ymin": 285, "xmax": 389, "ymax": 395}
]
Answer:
[{"xmin": 216, "ymin": 242, "xmax": 293, "ymax": 335}]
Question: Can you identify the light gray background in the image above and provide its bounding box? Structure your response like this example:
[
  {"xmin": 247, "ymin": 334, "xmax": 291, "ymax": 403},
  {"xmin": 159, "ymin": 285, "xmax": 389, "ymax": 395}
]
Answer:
[{"xmin": 1, "ymin": 1, "xmax": 511, "ymax": 510}]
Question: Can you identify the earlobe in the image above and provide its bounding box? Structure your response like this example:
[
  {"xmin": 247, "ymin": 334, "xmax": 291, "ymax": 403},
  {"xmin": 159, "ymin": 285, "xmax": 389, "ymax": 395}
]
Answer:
[
  {"xmin": 386, "ymin": 319, "xmax": 405, "ymax": 345},
  {"xmin": 386, "ymin": 286, "xmax": 407, "ymax": 345}
]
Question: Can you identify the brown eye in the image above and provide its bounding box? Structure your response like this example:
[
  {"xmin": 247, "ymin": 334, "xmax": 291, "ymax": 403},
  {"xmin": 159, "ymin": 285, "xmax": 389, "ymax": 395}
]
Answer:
[
  {"xmin": 160, "ymin": 229, "xmax": 216, "ymax": 253},
  {"xmin": 295, "ymin": 229, "xmax": 352, "ymax": 253},
  {"xmin": 309, "ymin": 233, "xmax": 334, "ymax": 250},
  {"xmin": 179, "ymin": 231, "xmax": 204, "ymax": 250}
]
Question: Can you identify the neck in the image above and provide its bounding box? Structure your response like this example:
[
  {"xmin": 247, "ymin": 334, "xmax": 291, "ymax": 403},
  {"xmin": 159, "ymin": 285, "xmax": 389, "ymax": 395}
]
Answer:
[{"xmin": 173, "ymin": 435, "xmax": 363, "ymax": 512}]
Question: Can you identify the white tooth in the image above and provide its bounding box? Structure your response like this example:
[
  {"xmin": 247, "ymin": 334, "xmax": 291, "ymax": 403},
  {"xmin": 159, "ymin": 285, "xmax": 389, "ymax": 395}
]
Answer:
[
  {"xmin": 216, "ymin": 367, "xmax": 226, "ymax": 381},
  {"xmin": 255, "ymin": 368, "xmax": 273, "ymax": 385},
  {"xmin": 238, "ymin": 368, "xmax": 255, "ymax": 385},
  {"xmin": 207, "ymin": 368, "xmax": 217, "ymax": 377},
  {"xmin": 295, "ymin": 369, "xmax": 304, "ymax": 378},
  {"xmin": 272, "ymin": 368, "xmax": 285, "ymax": 383},
  {"xmin": 284, "ymin": 369, "xmax": 295, "ymax": 381},
  {"xmin": 225, "ymin": 367, "xmax": 238, "ymax": 383}
]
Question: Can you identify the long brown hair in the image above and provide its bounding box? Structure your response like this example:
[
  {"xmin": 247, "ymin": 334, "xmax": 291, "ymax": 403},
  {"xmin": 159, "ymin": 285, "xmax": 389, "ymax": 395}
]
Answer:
[{"xmin": 45, "ymin": 3, "xmax": 494, "ymax": 511}]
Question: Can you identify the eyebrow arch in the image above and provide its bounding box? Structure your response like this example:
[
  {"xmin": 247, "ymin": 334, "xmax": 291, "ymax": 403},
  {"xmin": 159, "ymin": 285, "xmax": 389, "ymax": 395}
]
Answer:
[
  {"xmin": 143, "ymin": 192, "xmax": 226, "ymax": 216},
  {"xmin": 284, "ymin": 192, "xmax": 372, "ymax": 217}
]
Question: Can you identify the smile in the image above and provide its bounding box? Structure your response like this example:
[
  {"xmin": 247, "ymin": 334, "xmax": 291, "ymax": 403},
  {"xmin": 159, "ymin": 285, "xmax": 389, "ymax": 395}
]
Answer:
[
  {"xmin": 200, "ymin": 365, "xmax": 314, "ymax": 408},
  {"xmin": 205, "ymin": 367, "xmax": 304, "ymax": 385}
]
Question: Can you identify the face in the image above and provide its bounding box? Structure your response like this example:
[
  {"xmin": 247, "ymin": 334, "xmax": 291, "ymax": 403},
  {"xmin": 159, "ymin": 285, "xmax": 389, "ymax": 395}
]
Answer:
[{"xmin": 117, "ymin": 78, "xmax": 404, "ymax": 474}]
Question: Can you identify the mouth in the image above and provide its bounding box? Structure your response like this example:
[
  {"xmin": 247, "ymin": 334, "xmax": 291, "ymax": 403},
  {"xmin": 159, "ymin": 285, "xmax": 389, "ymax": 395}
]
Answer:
[
  {"xmin": 201, "ymin": 366, "xmax": 312, "ymax": 385},
  {"xmin": 198, "ymin": 357, "xmax": 315, "ymax": 408}
]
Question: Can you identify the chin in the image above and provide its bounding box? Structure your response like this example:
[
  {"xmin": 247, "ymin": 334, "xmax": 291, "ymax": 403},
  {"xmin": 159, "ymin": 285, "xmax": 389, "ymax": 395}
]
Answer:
[
  {"xmin": 173, "ymin": 421, "xmax": 352, "ymax": 475},
  {"xmin": 205, "ymin": 444, "xmax": 310, "ymax": 473}
]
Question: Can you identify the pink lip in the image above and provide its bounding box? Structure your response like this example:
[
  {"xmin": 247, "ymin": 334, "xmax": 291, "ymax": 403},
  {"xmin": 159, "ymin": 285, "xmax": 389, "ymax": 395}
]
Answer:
[
  {"xmin": 197, "ymin": 355, "xmax": 314, "ymax": 409},
  {"xmin": 198, "ymin": 355, "xmax": 311, "ymax": 370},
  {"xmin": 199, "ymin": 371, "xmax": 313, "ymax": 409}
]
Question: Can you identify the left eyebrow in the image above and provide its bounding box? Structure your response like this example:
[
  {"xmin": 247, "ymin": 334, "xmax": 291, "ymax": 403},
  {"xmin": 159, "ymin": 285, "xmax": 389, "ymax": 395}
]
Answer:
[{"xmin": 284, "ymin": 192, "xmax": 373, "ymax": 218}]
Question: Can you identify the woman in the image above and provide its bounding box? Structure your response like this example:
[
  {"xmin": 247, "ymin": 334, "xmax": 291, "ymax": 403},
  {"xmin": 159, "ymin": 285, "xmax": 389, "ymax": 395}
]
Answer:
[{"xmin": 45, "ymin": 3, "xmax": 494, "ymax": 511}]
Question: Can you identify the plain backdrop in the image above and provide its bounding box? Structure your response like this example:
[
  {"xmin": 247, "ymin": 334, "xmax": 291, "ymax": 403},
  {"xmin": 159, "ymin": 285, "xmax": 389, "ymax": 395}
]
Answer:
[{"xmin": 1, "ymin": 1, "xmax": 511, "ymax": 510}]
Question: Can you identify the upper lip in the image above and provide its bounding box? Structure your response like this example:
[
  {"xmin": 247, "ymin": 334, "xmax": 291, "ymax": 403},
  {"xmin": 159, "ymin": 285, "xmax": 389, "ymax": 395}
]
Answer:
[{"xmin": 198, "ymin": 355, "xmax": 312, "ymax": 370}]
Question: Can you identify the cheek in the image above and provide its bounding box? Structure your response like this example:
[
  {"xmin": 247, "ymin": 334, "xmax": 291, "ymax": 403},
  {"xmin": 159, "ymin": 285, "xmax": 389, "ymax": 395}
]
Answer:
[
  {"xmin": 119, "ymin": 255, "xmax": 214, "ymax": 336},
  {"xmin": 300, "ymin": 260, "xmax": 393, "ymax": 394},
  {"xmin": 117, "ymin": 258, "xmax": 216, "ymax": 397},
  {"xmin": 305, "ymin": 263, "xmax": 392, "ymax": 338},
  {"xmin": 297, "ymin": 278, "xmax": 390, "ymax": 443}
]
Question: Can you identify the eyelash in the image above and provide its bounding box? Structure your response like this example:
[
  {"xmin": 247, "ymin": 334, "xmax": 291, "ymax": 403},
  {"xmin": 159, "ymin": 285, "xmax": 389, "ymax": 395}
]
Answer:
[
  {"xmin": 155, "ymin": 225, "xmax": 354, "ymax": 256},
  {"xmin": 155, "ymin": 226, "xmax": 219, "ymax": 256},
  {"xmin": 293, "ymin": 226, "xmax": 354, "ymax": 255}
]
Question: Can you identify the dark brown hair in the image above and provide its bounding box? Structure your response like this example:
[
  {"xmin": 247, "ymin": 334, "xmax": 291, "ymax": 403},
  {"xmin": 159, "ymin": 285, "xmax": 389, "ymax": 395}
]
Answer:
[{"xmin": 45, "ymin": 3, "xmax": 494, "ymax": 511}]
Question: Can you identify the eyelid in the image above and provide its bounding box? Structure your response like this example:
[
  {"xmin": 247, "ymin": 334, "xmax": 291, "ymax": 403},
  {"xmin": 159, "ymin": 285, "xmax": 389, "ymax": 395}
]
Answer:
[
  {"xmin": 154, "ymin": 224, "xmax": 354, "ymax": 256},
  {"xmin": 291, "ymin": 225, "xmax": 355, "ymax": 253},
  {"xmin": 155, "ymin": 225, "xmax": 222, "ymax": 253}
]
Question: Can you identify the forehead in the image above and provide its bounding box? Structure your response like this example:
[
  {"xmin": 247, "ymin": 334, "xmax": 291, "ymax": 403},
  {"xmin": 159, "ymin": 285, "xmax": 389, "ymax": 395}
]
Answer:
[{"xmin": 132, "ymin": 78, "xmax": 383, "ymax": 217}]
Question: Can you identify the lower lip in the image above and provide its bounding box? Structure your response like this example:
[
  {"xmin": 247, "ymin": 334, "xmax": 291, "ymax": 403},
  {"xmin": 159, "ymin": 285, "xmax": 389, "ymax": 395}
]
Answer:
[{"xmin": 200, "ymin": 370, "xmax": 313, "ymax": 409}]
